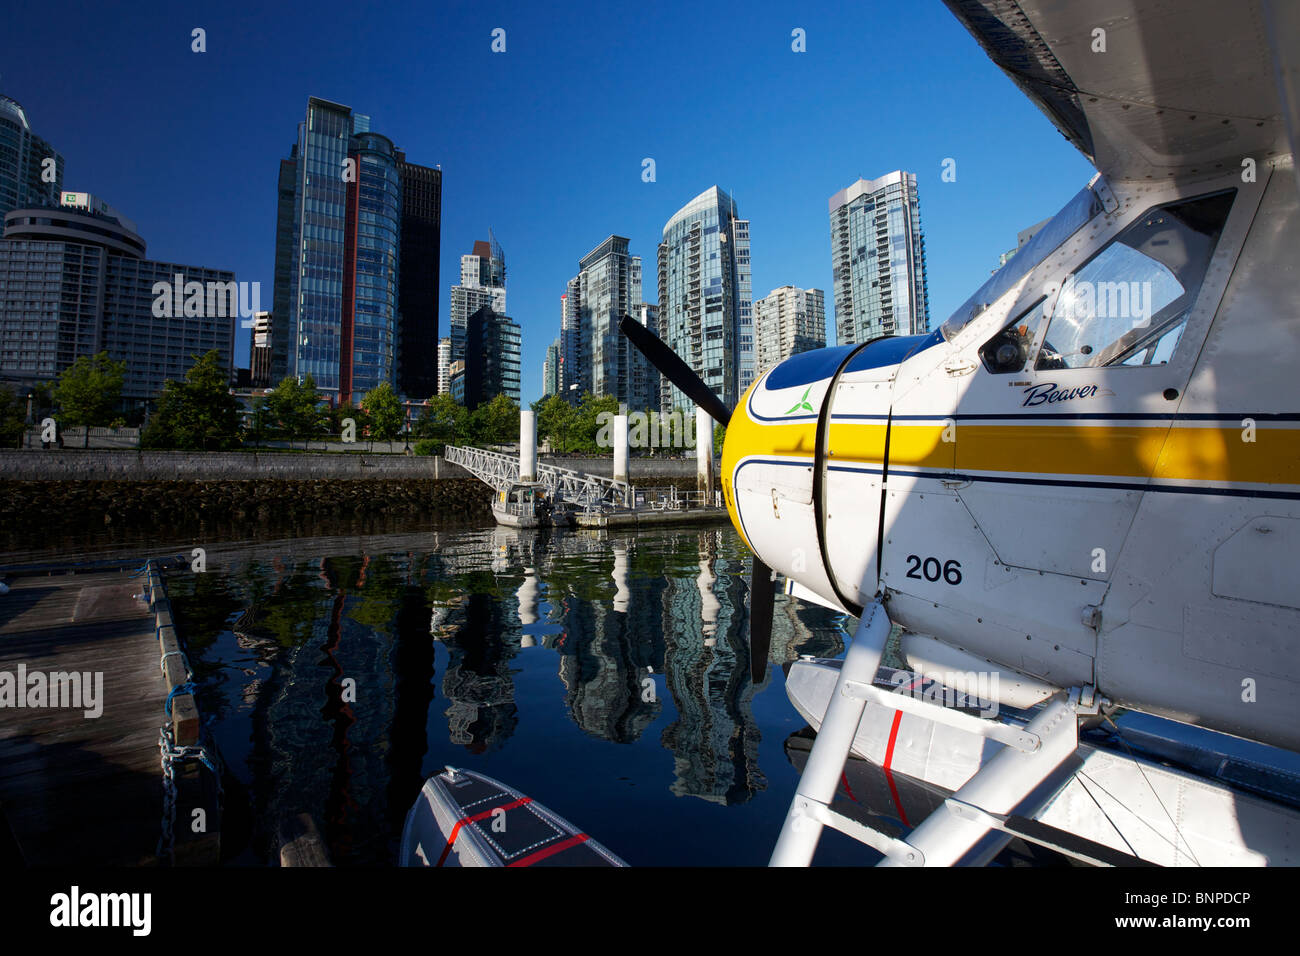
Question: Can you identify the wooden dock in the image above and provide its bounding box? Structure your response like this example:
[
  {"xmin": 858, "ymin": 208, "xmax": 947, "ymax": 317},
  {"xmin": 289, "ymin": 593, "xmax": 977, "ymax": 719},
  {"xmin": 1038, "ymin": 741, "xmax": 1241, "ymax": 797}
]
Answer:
[{"xmin": 0, "ymin": 564, "xmax": 218, "ymax": 866}]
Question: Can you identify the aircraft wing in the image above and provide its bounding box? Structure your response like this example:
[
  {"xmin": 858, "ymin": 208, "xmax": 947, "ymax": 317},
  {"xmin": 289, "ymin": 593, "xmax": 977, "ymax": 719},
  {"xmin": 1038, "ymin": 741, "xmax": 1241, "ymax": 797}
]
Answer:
[{"xmin": 943, "ymin": 0, "xmax": 1298, "ymax": 182}]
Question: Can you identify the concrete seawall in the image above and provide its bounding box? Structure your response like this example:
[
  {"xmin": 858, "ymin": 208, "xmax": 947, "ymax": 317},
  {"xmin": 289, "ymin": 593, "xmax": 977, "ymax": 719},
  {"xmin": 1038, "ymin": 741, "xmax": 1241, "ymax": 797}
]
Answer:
[{"xmin": 0, "ymin": 450, "xmax": 710, "ymax": 482}]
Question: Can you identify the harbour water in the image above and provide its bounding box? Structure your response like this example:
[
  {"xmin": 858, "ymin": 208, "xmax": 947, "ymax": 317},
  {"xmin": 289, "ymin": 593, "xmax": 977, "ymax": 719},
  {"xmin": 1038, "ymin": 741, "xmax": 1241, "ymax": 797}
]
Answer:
[{"xmin": 140, "ymin": 518, "xmax": 873, "ymax": 866}]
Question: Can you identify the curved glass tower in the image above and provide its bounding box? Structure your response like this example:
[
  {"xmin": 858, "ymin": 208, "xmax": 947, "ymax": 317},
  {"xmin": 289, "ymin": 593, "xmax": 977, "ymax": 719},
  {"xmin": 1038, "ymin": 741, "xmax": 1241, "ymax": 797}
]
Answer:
[
  {"xmin": 656, "ymin": 186, "xmax": 752, "ymax": 414},
  {"xmin": 0, "ymin": 95, "xmax": 63, "ymax": 218},
  {"xmin": 346, "ymin": 132, "xmax": 400, "ymax": 399}
]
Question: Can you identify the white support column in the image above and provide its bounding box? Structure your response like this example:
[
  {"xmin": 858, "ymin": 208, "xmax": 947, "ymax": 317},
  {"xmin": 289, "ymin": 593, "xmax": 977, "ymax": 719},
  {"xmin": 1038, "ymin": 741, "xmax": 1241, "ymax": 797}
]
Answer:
[
  {"xmin": 695, "ymin": 406, "xmax": 714, "ymax": 497},
  {"xmin": 613, "ymin": 409, "xmax": 629, "ymax": 485},
  {"xmin": 520, "ymin": 409, "xmax": 537, "ymax": 483}
]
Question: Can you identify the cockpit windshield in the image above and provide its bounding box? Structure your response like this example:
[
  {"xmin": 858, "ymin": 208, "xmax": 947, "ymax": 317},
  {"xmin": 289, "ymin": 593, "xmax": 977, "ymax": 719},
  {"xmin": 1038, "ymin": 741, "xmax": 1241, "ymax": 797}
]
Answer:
[{"xmin": 940, "ymin": 183, "xmax": 1105, "ymax": 341}]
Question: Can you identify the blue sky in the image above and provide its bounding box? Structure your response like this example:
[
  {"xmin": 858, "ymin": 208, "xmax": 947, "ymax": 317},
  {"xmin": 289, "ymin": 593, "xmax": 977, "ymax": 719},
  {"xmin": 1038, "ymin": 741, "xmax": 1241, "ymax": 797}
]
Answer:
[{"xmin": 4, "ymin": 0, "xmax": 1095, "ymax": 403}]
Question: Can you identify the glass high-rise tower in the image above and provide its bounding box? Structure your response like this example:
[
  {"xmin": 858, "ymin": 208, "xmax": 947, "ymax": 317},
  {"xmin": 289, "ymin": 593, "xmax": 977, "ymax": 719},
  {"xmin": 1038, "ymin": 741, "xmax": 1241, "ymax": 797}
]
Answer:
[
  {"xmin": 566, "ymin": 235, "xmax": 657, "ymax": 410},
  {"xmin": 829, "ymin": 170, "xmax": 930, "ymax": 344},
  {"xmin": 274, "ymin": 97, "xmax": 439, "ymax": 404},
  {"xmin": 656, "ymin": 186, "xmax": 753, "ymax": 414},
  {"xmin": 446, "ymin": 236, "xmax": 505, "ymax": 379},
  {"xmin": 0, "ymin": 95, "xmax": 63, "ymax": 219},
  {"xmin": 395, "ymin": 153, "xmax": 442, "ymax": 401}
]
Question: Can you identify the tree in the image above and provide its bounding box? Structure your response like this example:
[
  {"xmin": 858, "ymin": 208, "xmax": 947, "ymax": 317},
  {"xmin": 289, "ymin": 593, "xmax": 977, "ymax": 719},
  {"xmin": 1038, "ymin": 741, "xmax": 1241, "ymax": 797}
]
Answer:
[
  {"xmin": 330, "ymin": 400, "xmax": 369, "ymax": 439},
  {"xmin": 571, "ymin": 392, "xmax": 619, "ymax": 453},
  {"xmin": 413, "ymin": 393, "xmax": 469, "ymax": 446},
  {"xmin": 52, "ymin": 352, "xmax": 126, "ymax": 428},
  {"xmin": 0, "ymin": 386, "xmax": 28, "ymax": 448},
  {"xmin": 361, "ymin": 382, "xmax": 404, "ymax": 440},
  {"xmin": 469, "ymin": 393, "xmax": 518, "ymax": 446},
  {"xmin": 257, "ymin": 375, "xmax": 328, "ymax": 439},
  {"xmin": 140, "ymin": 350, "xmax": 241, "ymax": 450},
  {"xmin": 535, "ymin": 393, "xmax": 574, "ymax": 452},
  {"xmin": 714, "ymin": 423, "xmax": 726, "ymax": 457}
]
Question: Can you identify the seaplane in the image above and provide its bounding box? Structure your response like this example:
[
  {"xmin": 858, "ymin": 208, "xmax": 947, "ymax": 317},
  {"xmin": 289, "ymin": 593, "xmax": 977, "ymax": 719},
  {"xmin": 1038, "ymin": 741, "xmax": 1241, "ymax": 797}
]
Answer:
[{"xmin": 620, "ymin": 0, "xmax": 1300, "ymax": 866}]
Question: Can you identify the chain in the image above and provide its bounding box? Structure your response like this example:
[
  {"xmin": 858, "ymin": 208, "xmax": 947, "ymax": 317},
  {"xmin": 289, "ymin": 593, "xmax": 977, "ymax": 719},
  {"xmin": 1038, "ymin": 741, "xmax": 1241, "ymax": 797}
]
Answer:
[{"xmin": 156, "ymin": 725, "xmax": 224, "ymax": 865}]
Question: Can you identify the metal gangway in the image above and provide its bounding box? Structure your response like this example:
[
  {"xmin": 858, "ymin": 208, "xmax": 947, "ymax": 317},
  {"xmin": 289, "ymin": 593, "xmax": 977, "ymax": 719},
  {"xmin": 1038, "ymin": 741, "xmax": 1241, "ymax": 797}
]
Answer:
[{"xmin": 445, "ymin": 445, "xmax": 632, "ymax": 511}]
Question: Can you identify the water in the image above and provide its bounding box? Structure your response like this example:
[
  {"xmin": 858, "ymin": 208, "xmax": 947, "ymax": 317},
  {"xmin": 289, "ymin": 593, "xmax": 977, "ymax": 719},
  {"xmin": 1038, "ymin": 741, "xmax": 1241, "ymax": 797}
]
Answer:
[{"xmin": 155, "ymin": 520, "xmax": 875, "ymax": 866}]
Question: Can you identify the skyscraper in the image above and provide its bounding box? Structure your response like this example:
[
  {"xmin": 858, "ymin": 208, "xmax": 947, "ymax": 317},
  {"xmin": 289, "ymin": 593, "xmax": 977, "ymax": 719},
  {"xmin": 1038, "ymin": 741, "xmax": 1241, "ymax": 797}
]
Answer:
[
  {"xmin": 274, "ymin": 97, "xmax": 440, "ymax": 404},
  {"xmin": 559, "ymin": 284, "xmax": 580, "ymax": 402},
  {"xmin": 395, "ymin": 153, "xmax": 442, "ymax": 400},
  {"xmin": 543, "ymin": 338, "xmax": 560, "ymax": 397},
  {"xmin": 753, "ymin": 286, "xmax": 826, "ymax": 375},
  {"xmin": 656, "ymin": 187, "xmax": 753, "ymax": 414},
  {"xmin": 829, "ymin": 170, "xmax": 930, "ymax": 344},
  {"xmin": 0, "ymin": 95, "xmax": 63, "ymax": 219},
  {"xmin": 270, "ymin": 154, "xmax": 296, "ymax": 386},
  {"xmin": 250, "ymin": 311, "xmax": 273, "ymax": 387},
  {"xmin": 566, "ymin": 235, "xmax": 656, "ymax": 409},
  {"xmin": 436, "ymin": 336, "xmax": 452, "ymax": 396},
  {"xmin": 448, "ymin": 236, "xmax": 506, "ymax": 369},
  {"xmin": 463, "ymin": 305, "xmax": 520, "ymax": 409},
  {"xmin": 628, "ymin": 302, "xmax": 659, "ymax": 413},
  {"xmin": 341, "ymin": 131, "xmax": 401, "ymax": 402}
]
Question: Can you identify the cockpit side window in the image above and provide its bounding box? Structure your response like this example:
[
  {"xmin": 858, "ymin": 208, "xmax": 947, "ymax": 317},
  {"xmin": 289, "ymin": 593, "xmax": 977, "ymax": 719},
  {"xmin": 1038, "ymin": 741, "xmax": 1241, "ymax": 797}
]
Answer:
[
  {"xmin": 979, "ymin": 296, "xmax": 1049, "ymax": 374},
  {"xmin": 1034, "ymin": 190, "xmax": 1235, "ymax": 371}
]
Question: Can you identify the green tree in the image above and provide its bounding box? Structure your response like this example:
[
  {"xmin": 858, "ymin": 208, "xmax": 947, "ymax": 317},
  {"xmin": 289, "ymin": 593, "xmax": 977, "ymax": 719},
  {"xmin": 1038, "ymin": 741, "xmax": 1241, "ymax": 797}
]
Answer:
[
  {"xmin": 571, "ymin": 392, "xmax": 619, "ymax": 453},
  {"xmin": 361, "ymin": 382, "xmax": 404, "ymax": 440},
  {"xmin": 535, "ymin": 393, "xmax": 576, "ymax": 452},
  {"xmin": 258, "ymin": 375, "xmax": 328, "ymax": 439},
  {"xmin": 414, "ymin": 393, "xmax": 469, "ymax": 446},
  {"xmin": 469, "ymin": 393, "xmax": 518, "ymax": 446},
  {"xmin": 140, "ymin": 350, "xmax": 241, "ymax": 450},
  {"xmin": 329, "ymin": 400, "xmax": 370, "ymax": 439},
  {"xmin": 52, "ymin": 351, "xmax": 126, "ymax": 428},
  {"xmin": 714, "ymin": 422, "xmax": 726, "ymax": 457},
  {"xmin": 0, "ymin": 386, "xmax": 28, "ymax": 447}
]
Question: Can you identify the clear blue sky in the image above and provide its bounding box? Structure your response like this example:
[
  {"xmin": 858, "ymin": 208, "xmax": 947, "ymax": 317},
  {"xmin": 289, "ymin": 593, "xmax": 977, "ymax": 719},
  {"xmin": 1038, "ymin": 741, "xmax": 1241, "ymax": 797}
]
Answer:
[{"xmin": 4, "ymin": 0, "xmax": 1094, "ymax": 404}]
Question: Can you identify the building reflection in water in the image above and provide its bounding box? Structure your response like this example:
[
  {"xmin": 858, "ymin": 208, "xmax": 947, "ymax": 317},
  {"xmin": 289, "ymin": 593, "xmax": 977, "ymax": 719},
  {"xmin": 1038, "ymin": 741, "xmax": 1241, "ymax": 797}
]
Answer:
[
  {"xmin": 426, "ymin": 525, "xmax": 847, "ymax": 802},
  {"xmin": 658, "ymin": 530, "xmax": 763, "ymax": 804},
  {"xmin": 179, "ymin": 522, "xmax": 853, "ymax": 864}
]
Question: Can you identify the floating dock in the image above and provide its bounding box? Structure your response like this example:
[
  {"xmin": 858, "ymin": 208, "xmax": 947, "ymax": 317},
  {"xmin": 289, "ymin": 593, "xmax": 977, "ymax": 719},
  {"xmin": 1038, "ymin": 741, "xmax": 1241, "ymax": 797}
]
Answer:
[
  {"xmin": 0, "ymin": 560, "xmax": 220, "ymax": 866},
  {"xmin": 574, "ymin": 507, "xmax": 729, "ymax": 529}
]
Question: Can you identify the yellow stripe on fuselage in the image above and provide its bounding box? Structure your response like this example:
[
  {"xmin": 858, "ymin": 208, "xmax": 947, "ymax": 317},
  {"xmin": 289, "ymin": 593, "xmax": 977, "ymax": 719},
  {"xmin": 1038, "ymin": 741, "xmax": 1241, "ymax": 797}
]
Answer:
[{"xmin": 723, "ymin": 407, "xmax": 1300, "ymax": 490}]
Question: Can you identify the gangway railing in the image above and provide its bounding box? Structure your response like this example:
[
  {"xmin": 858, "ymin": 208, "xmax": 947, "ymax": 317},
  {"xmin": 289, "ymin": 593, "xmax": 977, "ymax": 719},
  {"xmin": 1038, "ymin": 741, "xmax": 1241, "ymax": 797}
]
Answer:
[{"xmin": 445, "ymin": 446, "xmax": 632, "ymax": 509}]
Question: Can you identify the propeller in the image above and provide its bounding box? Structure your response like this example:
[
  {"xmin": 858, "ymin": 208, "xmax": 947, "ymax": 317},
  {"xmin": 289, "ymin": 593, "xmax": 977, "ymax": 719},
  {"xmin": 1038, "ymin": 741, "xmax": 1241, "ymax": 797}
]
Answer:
[
  {"xmin": 618, "ymin": 314, "xmax": 776, "ymax": 682},
  {"xmin": 619, "ymin": 315, "xmax": 731, "ymax": 426},
  {"xmin": 748, "ymin": 558, "xmax": 776, "ymax": 683}
]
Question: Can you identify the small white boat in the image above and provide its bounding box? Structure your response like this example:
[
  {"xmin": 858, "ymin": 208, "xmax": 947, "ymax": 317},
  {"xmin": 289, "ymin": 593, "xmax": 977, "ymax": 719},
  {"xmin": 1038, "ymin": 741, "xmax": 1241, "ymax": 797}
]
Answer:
[
  {"xmin": 400, "ymin": 767, "xmax": 628, "ymax": 867},
  {"xmin": 492, "ymin": 483, "xmax": 571, "ymax": 528}
]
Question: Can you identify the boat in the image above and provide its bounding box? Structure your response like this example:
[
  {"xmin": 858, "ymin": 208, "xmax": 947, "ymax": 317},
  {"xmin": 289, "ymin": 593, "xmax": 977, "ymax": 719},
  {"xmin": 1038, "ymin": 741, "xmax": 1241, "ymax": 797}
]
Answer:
[
  {"xmin": 492, "ymin": 483, "xmax": 572, "ymax": 528},
  {"xmin": 400, "ymin": 767, "xmax": 628, "ymax": 867}
]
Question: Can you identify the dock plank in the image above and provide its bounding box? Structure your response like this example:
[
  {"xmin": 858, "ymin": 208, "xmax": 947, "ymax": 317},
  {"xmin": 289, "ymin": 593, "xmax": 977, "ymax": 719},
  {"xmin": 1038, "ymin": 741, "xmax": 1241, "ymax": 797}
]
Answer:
[{"xmin": 0, "ymin": 570, "xmax": 170, "ymax": 866}]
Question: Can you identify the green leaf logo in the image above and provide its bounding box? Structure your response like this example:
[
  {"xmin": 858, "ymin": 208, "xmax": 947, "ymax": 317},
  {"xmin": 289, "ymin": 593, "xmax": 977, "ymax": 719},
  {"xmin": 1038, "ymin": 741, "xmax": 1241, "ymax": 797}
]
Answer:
[{"xmin": 784, "ymin": 386, "xmax": 814, "ymax": 415}]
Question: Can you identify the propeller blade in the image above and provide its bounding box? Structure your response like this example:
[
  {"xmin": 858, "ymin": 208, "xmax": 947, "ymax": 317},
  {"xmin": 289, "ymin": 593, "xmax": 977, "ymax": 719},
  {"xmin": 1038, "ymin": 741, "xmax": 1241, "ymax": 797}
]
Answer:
[
  {"xmin": 619, "ymin": 315, "xmax": 731, "ymax": 426},
  {"xmin": 749, "ymin": 557, "xmax": 776, "ymax": 683}
]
